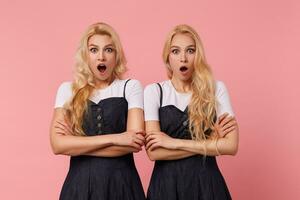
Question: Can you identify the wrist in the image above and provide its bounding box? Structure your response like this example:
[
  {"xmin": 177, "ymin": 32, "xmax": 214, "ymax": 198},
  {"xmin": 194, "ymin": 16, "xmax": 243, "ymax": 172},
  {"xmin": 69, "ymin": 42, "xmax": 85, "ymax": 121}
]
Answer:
[
  {"xmin": 111, "ymin": 133, "xmax": 122, "ymax": 145},
  {"xmin": 173, "ymin": 138, "xmax": 183, "ymax": 150}
]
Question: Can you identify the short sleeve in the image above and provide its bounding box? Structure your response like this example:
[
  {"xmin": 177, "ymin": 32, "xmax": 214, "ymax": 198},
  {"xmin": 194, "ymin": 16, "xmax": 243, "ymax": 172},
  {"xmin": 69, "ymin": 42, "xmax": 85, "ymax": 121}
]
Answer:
[
  {"xmin": 125, "ymin": 79, "xmax": 144, "ymax": 110},
  {"xmin": 144, "ymin": 84, "xmax": 161, "ymax": 121},
  {"xmin": 215, "ymin": 81, "xmax": 235, "ymax": 117},
  {"xmin": 54, "ymin": 82, "xmax": 72, "ymax": 108}
]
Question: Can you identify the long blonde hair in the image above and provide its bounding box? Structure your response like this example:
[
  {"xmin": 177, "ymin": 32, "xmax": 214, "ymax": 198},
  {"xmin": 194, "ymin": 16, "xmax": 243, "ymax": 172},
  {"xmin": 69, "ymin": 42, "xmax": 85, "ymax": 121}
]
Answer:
[
  {"xmin": 65, "ymin": 22, "xmax": 127, "ymax": 136},
  {"xmin": 163, "ymin": 24, "xmax": 217, "ymax": 142}
]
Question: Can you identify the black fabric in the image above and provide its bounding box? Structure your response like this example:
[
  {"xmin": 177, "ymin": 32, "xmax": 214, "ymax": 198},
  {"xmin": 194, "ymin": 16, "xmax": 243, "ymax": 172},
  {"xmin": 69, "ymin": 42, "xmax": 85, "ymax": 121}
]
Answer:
[
  {"xmin": 147, "ymin": 83, "xmax": 231, "ymax": 200},
  {"xmin": 59, "ymin": 80, "xmax": 145, "ymax": 200},
  {"xmin": 156, "ymin": 83, "xmax": 163, "ymax": 107}
]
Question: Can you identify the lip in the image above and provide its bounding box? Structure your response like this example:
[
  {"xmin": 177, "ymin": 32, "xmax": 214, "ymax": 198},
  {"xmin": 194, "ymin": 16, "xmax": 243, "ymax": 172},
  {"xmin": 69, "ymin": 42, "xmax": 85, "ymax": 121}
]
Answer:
[
  {"xmin": 179, "ymin": 66, "xmax": 189, "ymax": 73},
  {"xmin": 97, "ymin": 63, "xmax": 107, "ymax": 74}
]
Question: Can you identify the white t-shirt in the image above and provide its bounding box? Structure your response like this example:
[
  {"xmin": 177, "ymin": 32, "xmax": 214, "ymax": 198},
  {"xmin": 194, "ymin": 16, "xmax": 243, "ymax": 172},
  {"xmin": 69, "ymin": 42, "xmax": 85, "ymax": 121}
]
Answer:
[
  {"xmin": 144, "ymin": 80, "xmax": 234, "ymax": 121},
  {"xmin": 54, "ymin": 79, "xmax": 144, "ymax": 110}
]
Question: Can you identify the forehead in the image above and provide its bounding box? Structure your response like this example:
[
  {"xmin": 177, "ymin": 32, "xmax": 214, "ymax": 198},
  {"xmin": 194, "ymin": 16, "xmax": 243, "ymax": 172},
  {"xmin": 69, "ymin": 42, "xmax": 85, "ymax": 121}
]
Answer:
[
  {"xmin": 88, "ymin": 34, "xmax": 113, "ymax": 46},
  {"xmin": 171, "ymin": 33, "xmax": 195, "ymax": 47}
]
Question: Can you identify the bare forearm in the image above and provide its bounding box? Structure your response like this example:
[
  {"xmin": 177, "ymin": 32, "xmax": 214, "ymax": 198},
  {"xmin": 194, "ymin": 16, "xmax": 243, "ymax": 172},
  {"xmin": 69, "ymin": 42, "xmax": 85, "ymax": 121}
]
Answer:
[
  {"xmin": 84, "ymin": 146, "xmax": 138, "ymax": 157},
  {"xmin": 147, "ymin": 148, "xmax": 196, "ymax": 161},
  {"xmin": 175, "ymin": 134, "xmax": 238, "ymax": 156},
  {"xmin": 145, "ymin": 121, "xmax": 196, "ymax": 161},
  {"xmin": 51, "ymin": 134, "xmax": 117, "ymax": 156}
]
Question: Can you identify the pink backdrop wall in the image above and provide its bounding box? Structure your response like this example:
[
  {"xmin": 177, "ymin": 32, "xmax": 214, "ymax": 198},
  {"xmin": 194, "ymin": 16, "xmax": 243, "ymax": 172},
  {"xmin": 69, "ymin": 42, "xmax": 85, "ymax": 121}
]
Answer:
[{"xmin": 0, "ymin": 0, "xmax": 299, "ymax": 199}]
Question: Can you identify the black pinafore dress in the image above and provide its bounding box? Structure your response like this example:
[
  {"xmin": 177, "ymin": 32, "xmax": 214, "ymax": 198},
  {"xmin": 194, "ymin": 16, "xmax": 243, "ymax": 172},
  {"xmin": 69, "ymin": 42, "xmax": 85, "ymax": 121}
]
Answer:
[
  {"xmin": 60, "ymin": 80, "xmax": 145, "ymax": 200},
  {"xmin": 147, "ymin": 83, "xmax": 231, "ymax": 200}
]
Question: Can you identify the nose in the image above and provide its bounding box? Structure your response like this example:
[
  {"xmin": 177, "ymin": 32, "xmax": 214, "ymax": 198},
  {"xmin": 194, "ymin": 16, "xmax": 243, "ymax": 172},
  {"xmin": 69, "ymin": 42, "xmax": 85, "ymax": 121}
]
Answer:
[
  {"xmin": 180, "ymin": 52, "xmax": 187, "ymax": 63},
  {"xmin": 97, "ymin": 50, "xmax": 106, "ymax": 61}
]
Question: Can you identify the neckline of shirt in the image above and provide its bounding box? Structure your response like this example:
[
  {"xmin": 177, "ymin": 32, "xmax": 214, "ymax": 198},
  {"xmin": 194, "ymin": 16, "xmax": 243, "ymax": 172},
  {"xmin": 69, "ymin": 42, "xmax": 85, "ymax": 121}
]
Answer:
[
  {"xmin": 95, "ymin": 78, "xmax": 119, "ymax": 92},
  {"xmin": 91, "ymin": 78, "xmax": 120, "ymax": 100},
  {"xmin": 167, "ymin": 80, "xmax": 192, "ymax": 96}
]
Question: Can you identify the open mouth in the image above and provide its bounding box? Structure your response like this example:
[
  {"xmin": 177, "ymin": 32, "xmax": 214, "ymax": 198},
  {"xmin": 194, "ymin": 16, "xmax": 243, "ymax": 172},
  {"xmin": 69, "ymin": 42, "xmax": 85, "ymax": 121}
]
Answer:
[
  {"xmin": 179, "ymin": 66, "xmax": 188, "ymax": 72},
  {"xmin": 97, "ymin": 64, "xmax": 107, "ymax": 73}
]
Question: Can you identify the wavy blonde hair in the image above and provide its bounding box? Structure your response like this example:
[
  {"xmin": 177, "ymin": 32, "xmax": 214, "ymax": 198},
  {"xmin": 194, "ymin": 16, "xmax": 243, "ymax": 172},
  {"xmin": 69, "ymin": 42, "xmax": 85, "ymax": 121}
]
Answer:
[
  {"xmin": 65, "ymin": 22, "xmax": 127, "ymax": 136},
  {"xmin": 163, "ymin": 24, "xmax": 217, "ymax": 143}
]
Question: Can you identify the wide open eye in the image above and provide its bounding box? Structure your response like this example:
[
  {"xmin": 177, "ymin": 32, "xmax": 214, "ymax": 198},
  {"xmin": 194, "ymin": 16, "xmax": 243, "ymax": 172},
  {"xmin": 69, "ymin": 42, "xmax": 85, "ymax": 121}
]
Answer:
[
  {"xmin": 171, "ymin": 48, "xmax": 180, "ymax": 55},
  {"xmin": 105, "ymin": 47, "xmax": 114, "ymax": 53},
  {"xmin": 90, "ymin": 48, "xmax": 98, "ymax": 53},
  {"xmin": 186, "ymin": 48, "xmax": 195, "ymax": 54}
]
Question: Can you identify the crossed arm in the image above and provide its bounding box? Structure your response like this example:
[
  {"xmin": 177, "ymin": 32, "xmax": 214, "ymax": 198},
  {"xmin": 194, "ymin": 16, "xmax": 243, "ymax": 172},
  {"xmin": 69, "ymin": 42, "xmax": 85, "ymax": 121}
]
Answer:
[
  {"xmin": 50, "ymin": 108, "xmax": 145, "ymax": 157},
  {"xmin": 145, "ymin": 113, "xmax": 239, "ymax": 161}
]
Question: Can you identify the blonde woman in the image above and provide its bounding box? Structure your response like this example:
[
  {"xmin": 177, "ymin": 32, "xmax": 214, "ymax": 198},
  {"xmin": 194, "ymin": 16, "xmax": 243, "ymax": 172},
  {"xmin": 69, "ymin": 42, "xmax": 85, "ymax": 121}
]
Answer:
[
  {"xmin": 144, "ymin": 24, "xmax": 239, "ymax": 200},
  {"xmin": 50, "ymin": 22, "xmax": 145, "ymax": 200}
]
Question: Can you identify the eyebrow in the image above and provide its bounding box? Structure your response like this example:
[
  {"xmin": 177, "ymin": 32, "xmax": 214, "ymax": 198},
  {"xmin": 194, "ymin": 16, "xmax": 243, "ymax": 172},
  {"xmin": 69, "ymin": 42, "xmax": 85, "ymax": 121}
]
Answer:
[
  {"xmin": 88, "ymin": 43, "xmax": 115, "ymax": 48},
  {"xmin": 170, "ymin": 45, "xmax": 196, "ymax": 49}
]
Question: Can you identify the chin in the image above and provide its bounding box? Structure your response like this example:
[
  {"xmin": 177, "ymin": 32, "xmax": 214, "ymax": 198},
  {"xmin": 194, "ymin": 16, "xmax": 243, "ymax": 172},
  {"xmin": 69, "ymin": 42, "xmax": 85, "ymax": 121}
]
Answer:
[
  {"xmin": 95, "ymin": 75, "xmax": 110, "ymax": 82},
  {"xmin": 180, "ymin": 76, "xmax": 192, "ymax": 82}
]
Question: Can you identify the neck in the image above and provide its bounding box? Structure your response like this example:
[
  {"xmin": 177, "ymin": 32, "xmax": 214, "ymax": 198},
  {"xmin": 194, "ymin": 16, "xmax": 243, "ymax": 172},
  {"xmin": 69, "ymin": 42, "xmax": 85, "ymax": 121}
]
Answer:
[
  {"xmin": 94, "ymin": 76, "xmax": 115, "ymax": 89},
  {"xmin": 171, "ymin": 77, "xmax": 192, "ymax": 93}
]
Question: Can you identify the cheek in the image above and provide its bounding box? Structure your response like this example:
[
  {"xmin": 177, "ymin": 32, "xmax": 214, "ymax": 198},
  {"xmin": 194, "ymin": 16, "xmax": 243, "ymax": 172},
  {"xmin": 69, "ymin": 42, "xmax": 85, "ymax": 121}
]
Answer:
[
  {"xmin": 88, "ymin": 53, "xmax": 97, "ymax": 64},
  {"xmin": 87, "ymin": 55, "xmax": 97, "ymax": 71},
  {"xmin": 107, "ymin": 53, "xmax": 116, "ymax": 66},
  {"xmin": 188, "ymin": 54, "xmax": 195, "ymax": 63},
  {"xmin": 168, "ymin": 55, "xmax": 179, "ymax": 67}
]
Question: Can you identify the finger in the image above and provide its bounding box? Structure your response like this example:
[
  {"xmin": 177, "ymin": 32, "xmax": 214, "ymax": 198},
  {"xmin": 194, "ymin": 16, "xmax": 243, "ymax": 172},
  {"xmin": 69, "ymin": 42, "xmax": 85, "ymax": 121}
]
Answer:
[
  {"xmin": 145, "ymin": 135, "xmax": 156, "ymax": 143},
  {"xmin": 54, "ymin": 125, "xmax": 67, "ymax": 133},
  {"xmin": 219, "ymin": 116, "xmax": 232, "ymax": 127},
  {"xmin": 220, "ymin": 126, "xmax": 235, "ymax": 137},
  {"xmin": 56, "ymin": 120, "xmax": 72, "ymax": 133},
  {"xmin": 134, "ymin": 137, "xmax": 144, "ymax": 145},
  {"xmin": 136, "ymin": 139, "xmax": 145, "ymax": 147},
  {"xmin": 127, "ymin": 146, "xmax": 140, "ymax": 153},
  {"xmin": 145, "ymin": 139, "xmax": 157, "ymax": 150},
  {"xmin": 146, "ymin": 135, "xmax": 160, "ymax": 144},
  {"xmin": 136, "ymin": 134, "xmax": 145, "ymax": 141},
  {"xmin": 223, "ymin": 126, "xmax": 236, "ymax": 136},
  {"xmin": 135, "ymin": 142, "xmax": 143, "ymax": 149},
  {"xmin": 134, "ymin": 138, "xmax": 144, "ymax": 146},
  {"xmin": 63, "ymin": 116, "xmax": 72, "ymax": 127},
  {"xmin": 218, "ymin": 113, "xmax": 229, "ymax": 123},
  {"xmin": 55, "ymin": 123, "xmax": 73, "ymax": 135},
  {"xmin": 145, "ymin": 136, "xmax": 155, "ymax": 147},
  {"xmin": 131, "ymin": 142, "xmax": 142, "ymax": 150},
  {"xmin": 221, "ymin": 121, "xmax": 237, "ymax": 132},
  {"xmin": 149, "ymin": 143, "xmax": 160, "ymax": 151},
  {"xmin": 54, "ymin": 130, "xmax": 65, "ymax": 135},
  {"xmin": 56, "ymin": 120, "xmax": 68, "ymax": 127},
  {"xmin": 132, "ymin": 148, "xmax": 140, "ymax": 153},
  {"xmin": 145, "ymin": 135, "xmax": 151, "ymax": 143},
  {"xmin": 134, "ymin": 143, "xmax": 143, "ymax": 150},
  {"xmin": 145, "ymin": 133, "xmax": 154, "ymax": 140},
  {"xmin": 145, "ymin": 134, "xmax": 150, "ymax": 140},
  {"xmin": 220, "ymin": 116, "xmax": 234, "ymax": 127}
]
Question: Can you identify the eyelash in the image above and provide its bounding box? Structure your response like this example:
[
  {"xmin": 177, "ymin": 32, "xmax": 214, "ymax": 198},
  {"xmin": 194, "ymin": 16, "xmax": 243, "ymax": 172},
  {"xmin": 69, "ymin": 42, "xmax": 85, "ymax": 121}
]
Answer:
[
  {"xmin": 171, "ymin": 49, "xmax": 179, "ymax": 54},
  {"xmin": 187, "ymin": 48, "xmax": 195, "ymax": 54},
  {"xmin": 105, "ymin": 48, "xmax": 114, "ymax": 53},
  {"xmin": 171, "ymin": 48, "xmax": 195, "ymax": 54},
  {"xmin": 90, "ymin": 48, "xmax": 98, "ymax": 53},
  {"xmin": 90, "ymin": 47, "xmax": 114, "ymax": 53}
]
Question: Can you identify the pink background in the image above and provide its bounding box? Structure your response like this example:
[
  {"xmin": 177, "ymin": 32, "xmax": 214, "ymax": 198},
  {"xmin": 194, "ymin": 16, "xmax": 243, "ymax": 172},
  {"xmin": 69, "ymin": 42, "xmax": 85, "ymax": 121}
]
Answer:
[{"xmin": 0, "ymin": 0, "xmax": 299, "ymax": 199}]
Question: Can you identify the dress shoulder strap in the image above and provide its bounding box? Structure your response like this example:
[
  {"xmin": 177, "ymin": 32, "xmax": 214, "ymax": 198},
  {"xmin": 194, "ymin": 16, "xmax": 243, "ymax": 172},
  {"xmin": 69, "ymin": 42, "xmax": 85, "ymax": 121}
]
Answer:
[
  {"xmin": 156, "ymin": 83, "xmax": 163, "ymax": 107},
  {"xmin": 123, "ymin": 79, "xmax": 131, "ymax": 98}
]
